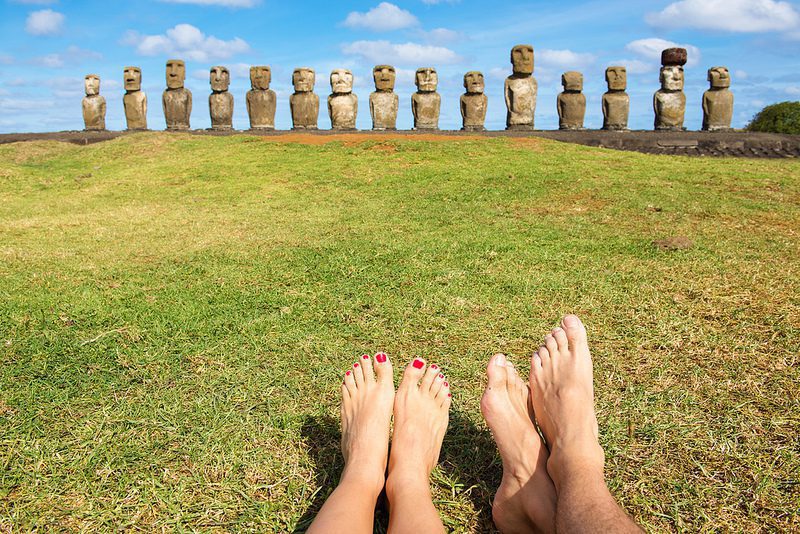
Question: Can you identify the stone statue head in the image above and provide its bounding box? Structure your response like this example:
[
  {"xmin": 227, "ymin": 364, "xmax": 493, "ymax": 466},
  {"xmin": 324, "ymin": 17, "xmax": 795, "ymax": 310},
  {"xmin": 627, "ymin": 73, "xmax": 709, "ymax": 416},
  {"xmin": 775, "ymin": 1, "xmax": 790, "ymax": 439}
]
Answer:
[
  {"xmin": 463, "ymin": 71, "xmax": 485, "ymax": 94},
  {"xmin": 708, "ymin": 66, "xmax": 731, "ymax": 89},
  {"xmin": 660, "ymin": 65, "xmax": 684, "ymax": 92},
  {"xmin": 84, "ymin": 74, "xmax": 100, "ymax": 96},
  {"xmin": 210, "ymin": 66, "xmax": 230, "ymax": 92},
  {"xmin": 373, "ymin": 65, "xmax": 396, "ymax": 91},
  {"xmin": 511, "ymin": 44, "xmax": 534, "ymax": 75},
  {"xmin": 415, "ymin": 67, "xmax": 438, "ymax": 92},
  {"xmin": 166, "ymin": 59, "xmax": 186, "ymax": 89},
  {"xmin": 330, "ymin": 69, "xmax": 354, "ymax": 94},
  {"xmin": 250, "ymin": 66, "xmax": 271, "ymax": 90},
  {"xmin": 605, "ymin": 66, "xmax": 627, "ymax": 91},
  {"xmin": 124, "ymin": 66, "xmax": 142, "ymax": 92},
  {"xmin": 562, "ymin": 71, "xmax": 583, "ymax": 92},
  {"xmin": 292, "ymin": 67, "xmax": 315, "ymax": 93}
]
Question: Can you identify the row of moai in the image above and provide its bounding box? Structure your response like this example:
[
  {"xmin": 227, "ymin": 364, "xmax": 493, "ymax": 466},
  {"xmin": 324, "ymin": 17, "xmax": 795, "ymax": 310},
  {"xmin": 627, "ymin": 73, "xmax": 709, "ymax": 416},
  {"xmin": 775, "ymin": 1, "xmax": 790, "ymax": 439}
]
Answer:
[{"xmin": 82, "ymin": 45, "xmax": 734, "ymax": 132}]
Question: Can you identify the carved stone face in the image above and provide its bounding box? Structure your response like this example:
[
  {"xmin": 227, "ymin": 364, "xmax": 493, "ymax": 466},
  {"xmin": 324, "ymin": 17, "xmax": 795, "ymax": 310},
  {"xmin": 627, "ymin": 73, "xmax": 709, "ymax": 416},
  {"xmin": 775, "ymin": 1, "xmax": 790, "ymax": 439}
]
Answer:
[
  {"xmin": 660, "ymin": 66, "xmax": 684, "ymax": 91},
  {"xmin": 708, "ymin": 66, "xmax": 731, "ymax": 89},
  {"xmin": 415, "ymin": 68, "xmax": 438, "ymax": 92},
  {"xmin": 464, "ymin": 71, "xmax": 485, "ymax": 93},
  {"xmin": 293, "ymin": 68, "xmax": 315, "ymax": 92},
  {"xmin": 562, "ymin": 71, "xmax": 583, "ymax": 92},
  {"xmin": 166, "ymin": 59, "xmax": 186, "ymax": 89},
  {"xmin": 373, "ymin": 65, "xmax": 396, "ymax": 91},
  {"xmin": 605, "ymin": 66, "xmax": 626, "ymax": 91},
  {"xmin": 85, "ymin": 74, "xmax": 100, "ymax": 96},
  {"xmin": 511, "ymin": 44, "xmax": 534, "ymax": 75},
  {"xmin": 250, "ymin": 66, "xmax": 271, "ymax": 90},
  {"xmin": 210, "ymin": 66, "xmax": 230, "ymax": 92},
  {"xmin": 330, "ymin": 69, "xmax": 354, "ymax": 94},
  {"xmin": 124, "ymin": 67, "xmax": 141, "ymax": 92}
]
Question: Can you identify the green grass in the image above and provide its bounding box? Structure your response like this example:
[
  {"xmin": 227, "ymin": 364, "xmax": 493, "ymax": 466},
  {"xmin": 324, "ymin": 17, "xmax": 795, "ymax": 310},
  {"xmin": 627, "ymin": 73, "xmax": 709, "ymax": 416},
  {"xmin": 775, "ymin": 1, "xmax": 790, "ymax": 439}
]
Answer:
[{"xmin": 0, "ymin": 133, "xmax": 798, "ymax": 532}]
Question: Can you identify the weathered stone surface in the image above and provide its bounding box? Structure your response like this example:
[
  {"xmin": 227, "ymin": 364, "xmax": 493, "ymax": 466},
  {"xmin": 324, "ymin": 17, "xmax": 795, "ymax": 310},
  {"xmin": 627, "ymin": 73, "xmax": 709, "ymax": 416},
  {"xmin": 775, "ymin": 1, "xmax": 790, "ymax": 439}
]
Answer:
[
  {"xmin": 290, "ymin": 67, "xmax": 319, "ymax": 130},
  {"xmin": 703, "ymin": 67, "xmax": 734, "ymax": 132},
  {"xmin": 505, "ymin": 44, "xmax": 537, "ymax": 130},
  {"xmin": 661, "ymin": 47, "xmax": 687, "ymax": 67},
  {"xmin": 123, "ymin": 66, "xmax": 147, "ymax": 130},
  {"xmin": 602, "ymin": 66, "xmax": 629, "ymax": 131},
  {"xmin": 557, "ymin": 71, "xmax": 585, "ymax": 130},
  {"xmin": 370, "ymin": 65, "xmax": 398, "ymax": 130},
  {"xmin": 209, "ymin": 66, "xmax": 233, "ymax": 131},
  {"xmin": 247, "ymin": 66, "xmax": 276, "ymax": 130},
  {"xmin": 460, "ymin": 71, "xmax": 487, "ymax": 131},
  {"xmin": 654, "ymin": 65, "xmax": 686, "ymax": 131},
  {"xmin": 82, "ymin": 74, "xmax": 106, "ymax": 131},
  {"xmin": 412, "ymin": 67, "xmax": 440, "ymax": 130},
  {"xmin": 163, "ymin": 59, "xmax": 192, "ymax": 131},
  {"xmin": 328, "ymin": 69, "xmax": 357, "ymax": 130}
]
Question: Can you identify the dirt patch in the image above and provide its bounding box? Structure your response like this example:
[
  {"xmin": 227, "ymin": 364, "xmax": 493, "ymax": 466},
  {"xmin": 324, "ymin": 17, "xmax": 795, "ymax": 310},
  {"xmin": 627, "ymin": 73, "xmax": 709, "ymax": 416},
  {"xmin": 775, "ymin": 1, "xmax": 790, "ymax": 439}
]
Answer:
[
  {"xmin": 508, "ymin": 137, "xmax": 545, "ymax": 151},
  {"xmin": 653, "ymin": 236, "xmax": 694, "ymax": 251},
  {"xmin": 256, "ymin": 132, "xmax": 485, "ymax": 146}
]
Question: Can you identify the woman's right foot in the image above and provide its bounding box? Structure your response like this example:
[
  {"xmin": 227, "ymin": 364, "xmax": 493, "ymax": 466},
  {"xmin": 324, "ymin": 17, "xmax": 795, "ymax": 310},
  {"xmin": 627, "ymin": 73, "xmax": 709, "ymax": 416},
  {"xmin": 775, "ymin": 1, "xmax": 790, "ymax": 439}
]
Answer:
[
  {"xmin": 481, "ymin": 354, "xmax": 556, "ymax": 533},
  {"xmin": 530, "ymin": 315, "xmax": 605, "ymax": 487}
]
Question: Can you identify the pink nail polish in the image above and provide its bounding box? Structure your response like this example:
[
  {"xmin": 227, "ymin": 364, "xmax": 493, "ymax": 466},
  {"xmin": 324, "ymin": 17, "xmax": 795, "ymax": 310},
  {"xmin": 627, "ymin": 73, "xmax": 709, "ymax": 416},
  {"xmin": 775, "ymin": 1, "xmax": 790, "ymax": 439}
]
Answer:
[
  {"xmin": 376, "ymin": 353, "xmax": 387, "ymax": 363},
  {"xmin": 412, "ymin": 359, "xmax": 424, "ymax": 369},
  {"xmin": 438, "ymin": 373, "xmax": 444, "ymax": 379},
  {"xmin": 362, "ymin": 354, "xmax": 369, "ymax": 360},
  {"xmin": 431, "ymin": 364, "xmax": 438, "ymax": 370},
  {"xmin": 354, "ymin": 363, "xmax": 359, "ymax": 368}
]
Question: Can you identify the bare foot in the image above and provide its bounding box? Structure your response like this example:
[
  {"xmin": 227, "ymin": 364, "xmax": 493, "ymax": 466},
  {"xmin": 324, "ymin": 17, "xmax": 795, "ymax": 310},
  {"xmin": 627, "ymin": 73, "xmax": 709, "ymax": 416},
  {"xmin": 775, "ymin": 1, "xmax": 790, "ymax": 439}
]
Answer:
[
  {"xmin": 530, "ymin": 315, "xmax": 605, "ymax": 488},
  {"xmin": 386, "ymin": 358, "xmax": 451, "ymax": 492},
  {"xmin": 481, "ymin": 354, "xmax": 556, "ymax": 534},
  {"xmin": 340, "ymin": 352, "xmax": 395, "ymax": 495}
]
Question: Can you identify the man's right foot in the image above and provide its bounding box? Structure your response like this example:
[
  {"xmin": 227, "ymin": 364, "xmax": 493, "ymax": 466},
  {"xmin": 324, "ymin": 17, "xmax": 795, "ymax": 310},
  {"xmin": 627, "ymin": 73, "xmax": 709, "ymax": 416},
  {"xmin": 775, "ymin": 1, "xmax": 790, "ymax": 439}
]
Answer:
[{"xmin": 529, "ymin": 315, "xmax": 605, "ymax": 487}]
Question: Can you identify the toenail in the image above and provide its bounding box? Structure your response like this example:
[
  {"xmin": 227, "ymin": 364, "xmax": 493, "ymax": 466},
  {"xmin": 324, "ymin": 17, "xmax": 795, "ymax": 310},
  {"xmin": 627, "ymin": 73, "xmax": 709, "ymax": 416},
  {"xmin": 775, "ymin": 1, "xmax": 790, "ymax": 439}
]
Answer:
[
  {"xmin": 362, "ymin": 354, "xmax": 369, "ymax": 360},
  {"xmin": 354, "ymin": 363, "xmax": 359, "ymax": 368},
  {"xmin": 444, "ymin": 382, "xmax": 449, "ymax": 387},
  {"xmin": 431, "ymin": 364, "xmax": 438, "ymax": 370},
  {"xmin": 447, "ymin": 393, "xmax": 452, "ymax": 397},
  {"xmin": 376, "ymin": 353, "xmax": 387, "ymax": 363},
  {"xmin": 564, "ymin": 315, "xmax": 579, "ymax": 327},
  {"xmin": 438, "ymin": 373, "xmax": 444, "ymax": 379},
  {"xmin": 346, "ymin": 371, "xmax": 351, "ymax": 376},
  {"xmin": 412, "ymin": 359, "xmax": 424, "ymax": 369}
]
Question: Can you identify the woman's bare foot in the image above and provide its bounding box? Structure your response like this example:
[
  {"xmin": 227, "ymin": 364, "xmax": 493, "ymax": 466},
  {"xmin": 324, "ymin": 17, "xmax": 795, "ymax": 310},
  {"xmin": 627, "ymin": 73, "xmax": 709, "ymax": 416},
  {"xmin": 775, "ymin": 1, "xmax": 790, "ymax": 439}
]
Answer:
[
  {"xmin": 530, "ymin": 315, "xmax": 605, "ymax": 488},
  {"xmin": 340, "ymin": 352, "xmax": 396, "ymax": 496},
  {"xmin": 481, "ymin": 354, "xmax": 556, "ymax": 534},
  {"xmin": 386, "ymin": 357, "xmax": 451, "ymax": 495}
]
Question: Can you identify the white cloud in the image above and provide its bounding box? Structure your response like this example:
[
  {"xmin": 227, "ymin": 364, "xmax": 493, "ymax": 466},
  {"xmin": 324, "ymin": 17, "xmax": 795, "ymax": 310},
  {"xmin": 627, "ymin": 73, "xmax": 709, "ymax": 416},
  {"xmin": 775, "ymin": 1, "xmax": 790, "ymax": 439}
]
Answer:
[
  {"xmin": 25, "ymin": 9, "xmax": 64, "ymax": 36},
  {"xmin": 786, "ymin": 86, "xmax": 800, "ymax": 95},
  {"xmin": 343, "ymin": 3, "xmax": 419, "ymax": 31},
  {"xmin": 123, "ymin": 24, "xmax": 250, "ymax": 62},
  {"xmin": 31, "ymin": 46, "xmax": 101, "ymax": 68},
  {"xmin": 625, "ymin": 38, "xmax": 701, "ymax": 67},
  {"xmin": 646, "ymin": 0, "xmax": 800, "ymax": 32},
  {"xmin": 158, "ymin": 0, "xmax": 258, "ymax": 5},
  {"xmin": 537, "ymin": 49, "xmax": 596, "ymax": 70},
  {"xmin": 417, "ymin": 27, "xmax": 462, "ymax": 44},
  {"xmin": 735, "ymin": 70, "xmax": 748, "ymax": 80},
  {"xmin": 0, "ymin": 98, "xmax": 55, "ymax": 111},
  {"xmin": 341, "ymin": 40, "xmax": 462, "ymax": 65},
  {"xmin": 607, "ymin": 59, "xmax": 653, "ymax": 75}
]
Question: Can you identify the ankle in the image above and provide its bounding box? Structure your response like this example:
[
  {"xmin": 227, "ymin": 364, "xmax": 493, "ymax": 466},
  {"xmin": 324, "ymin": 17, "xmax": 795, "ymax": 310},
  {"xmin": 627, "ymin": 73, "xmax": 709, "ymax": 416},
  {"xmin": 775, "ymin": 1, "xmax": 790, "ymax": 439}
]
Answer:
[
  {"xmin": 340, "ymin": 464, "xmax": 386, "ymax": 498},
  {"xmin": 547, "ymin": 441, "xmax": 605, "ymax": 490},
  {"xmin": 385, "ymin": 468, "xmax": 432, "ymax": 500}
]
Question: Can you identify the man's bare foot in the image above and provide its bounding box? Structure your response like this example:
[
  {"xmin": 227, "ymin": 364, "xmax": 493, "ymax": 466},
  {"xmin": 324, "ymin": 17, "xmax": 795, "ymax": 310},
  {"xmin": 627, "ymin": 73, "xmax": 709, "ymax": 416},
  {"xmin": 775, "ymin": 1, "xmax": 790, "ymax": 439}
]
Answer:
[
  {"xmin": 530, "ymin": 315, "xmax": 605, "ymax": 489},
  {"xmin": 481, "ymin": 354, "xmax": 556, "ymax": 534},
  {"xmin": 386, "ymin": 358, "xmax": 451, "ymax": 494},
  {"xmin": 340, "ymin": 352, "xmax": 395, "ymax": 497}
]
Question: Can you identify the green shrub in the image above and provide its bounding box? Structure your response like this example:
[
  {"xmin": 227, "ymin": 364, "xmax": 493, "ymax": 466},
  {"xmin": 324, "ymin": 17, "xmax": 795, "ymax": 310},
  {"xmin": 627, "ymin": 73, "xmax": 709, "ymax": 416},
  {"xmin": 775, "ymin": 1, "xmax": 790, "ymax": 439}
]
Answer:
[{"xmin": 747, "ymin": 101, "xmax": 800, "ymax": 134}]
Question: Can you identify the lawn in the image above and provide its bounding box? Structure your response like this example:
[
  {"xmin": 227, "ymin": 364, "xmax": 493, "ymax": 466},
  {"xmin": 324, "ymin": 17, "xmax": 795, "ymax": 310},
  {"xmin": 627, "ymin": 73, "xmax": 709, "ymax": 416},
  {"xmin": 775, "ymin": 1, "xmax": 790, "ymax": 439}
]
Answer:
[{"xmin": 0, "ymin": 133, "xmax": 798, "ymax": 532}]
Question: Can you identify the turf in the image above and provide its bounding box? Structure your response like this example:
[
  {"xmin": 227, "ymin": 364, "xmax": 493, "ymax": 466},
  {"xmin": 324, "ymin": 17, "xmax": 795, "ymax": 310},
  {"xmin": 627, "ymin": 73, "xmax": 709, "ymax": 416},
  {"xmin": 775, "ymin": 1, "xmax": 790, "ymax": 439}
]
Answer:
[{"xmin": 0, "ymin": 133, "xmax": 798, "ymax": 532}]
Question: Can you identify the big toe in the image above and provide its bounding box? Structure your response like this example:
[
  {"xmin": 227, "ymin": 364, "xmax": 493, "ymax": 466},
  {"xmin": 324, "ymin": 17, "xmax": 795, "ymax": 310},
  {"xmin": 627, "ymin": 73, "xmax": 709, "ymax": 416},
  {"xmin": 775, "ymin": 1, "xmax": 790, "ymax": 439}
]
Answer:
[
  {"xmin": 486, "ymin": 353, "xmax": 510, "ymax": 389},
  {"xmin": 561, "ymin": 314, "xmax": 588, "ymax": 348},
  {"xmin": 373, "ymin": 352, "xmax": 394, "ymax": 386}
]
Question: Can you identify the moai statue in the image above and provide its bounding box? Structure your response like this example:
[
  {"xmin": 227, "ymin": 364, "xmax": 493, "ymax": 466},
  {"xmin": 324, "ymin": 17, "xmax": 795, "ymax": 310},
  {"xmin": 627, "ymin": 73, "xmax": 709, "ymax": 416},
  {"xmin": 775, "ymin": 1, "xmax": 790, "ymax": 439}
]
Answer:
[
  {"xmin": 246, "ymin": 66, "xmax": 276, "ymax": 130},
  {"xmin": 505, "ymin": 44, "xmax": 537, "ymax": 130},
  {"xmin": 460, "ymin": 71, "xmax": 487, "ymax": 131},
  {"xmin": 654, "ymin": 48, "xmax": 687, "ymax": 131},
  {"xmin": 602, "ymin": 66, "xmax": 629, "ymax": 131},
  {"xmin": 412, "ymin": 67, "xmax": 440, "ymax": 130},
  {"xmin": 209, "ymin": 66, "xmax": 233, "ymax": 131},
  {"xmin": 163, "ymin": 59, "xmax": 192, "ymax": 130},
  {"xmin": 703, "ymin": 67, "xmax": 734, "ymax": 132},
  {"xmin": 557, "ymin": 71, "xmax": 586, "ymax": 130},
  {"xmin": 370, "ymin": 65, "xmax": 398, "ymax": 130},
  {"xmin": 82, "ymin": 74, "xmax": 106, "ymax": 131},
  {"xmin": 328, "ymin": 69, "xmax": 357, "ymax": 130},
  {"xmin": 123, "ymin": 67, "xmax": 147, "ymax": 130},
  {"xmin": 290, "ymin": 67, "xmax": 319, "ymax": 130}
]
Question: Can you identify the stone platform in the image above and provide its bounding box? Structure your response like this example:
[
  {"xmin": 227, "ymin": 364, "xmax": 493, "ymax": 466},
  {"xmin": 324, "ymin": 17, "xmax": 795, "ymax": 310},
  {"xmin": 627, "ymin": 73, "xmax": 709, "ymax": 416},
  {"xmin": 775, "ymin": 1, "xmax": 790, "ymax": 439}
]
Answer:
[{"xmin": 1, "ymin": 130, "xmax": 798, "ymax": 158}]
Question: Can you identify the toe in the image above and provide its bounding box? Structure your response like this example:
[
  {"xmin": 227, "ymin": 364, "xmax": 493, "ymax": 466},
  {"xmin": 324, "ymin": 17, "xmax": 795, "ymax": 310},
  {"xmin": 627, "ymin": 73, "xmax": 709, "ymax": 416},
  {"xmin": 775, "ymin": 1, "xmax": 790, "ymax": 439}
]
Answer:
[
  {"xmin": 552, "ymin": 327, "xmax": 569, "ymax": 353},
  {"xmin": 430, "ymin": 371, "xmax": 446, "ymax": 396},
  {"xmin": 436, "ymin": 379, "xmax": 451, "ymax": 406},
  {"xmin": 544, "ymin": 335, "xmax": 559, "ymax": 359},
  {"xmin": 373, "ymin": 352, "xmax": 393, "ymax": 385},
  {"xmin": 352, "ymin": 361, "xmax": 364, "ymax": 387},
  {"xmin": 487, "ymin": 353, "xmax": 509, "ymax": 389},
  {"xmin": 400, "ymin": 357, "xmax": 427, "ymax": 388},
  {"xmin": 344, "ymin": 368, "xmax": 357, "ymax": 395},
  {"xmin": 420, "ymin": 362, "xmax": 440, "ymax": 391},
  {"xmin": 359, "ymin": 353, "xmax": 375, "ymax": 383},
  {"xmin": 561, "ymin": 314, "xmax": 588, "ymax": 347}
]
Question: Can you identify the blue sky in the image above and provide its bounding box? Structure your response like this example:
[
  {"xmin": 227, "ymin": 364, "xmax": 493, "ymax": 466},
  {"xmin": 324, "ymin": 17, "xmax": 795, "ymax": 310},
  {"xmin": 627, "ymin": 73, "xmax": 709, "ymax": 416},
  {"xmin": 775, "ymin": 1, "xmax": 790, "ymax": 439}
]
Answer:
[{"xmin": 1, "ymin": 0, "xmax": 799, "ymax": 132}]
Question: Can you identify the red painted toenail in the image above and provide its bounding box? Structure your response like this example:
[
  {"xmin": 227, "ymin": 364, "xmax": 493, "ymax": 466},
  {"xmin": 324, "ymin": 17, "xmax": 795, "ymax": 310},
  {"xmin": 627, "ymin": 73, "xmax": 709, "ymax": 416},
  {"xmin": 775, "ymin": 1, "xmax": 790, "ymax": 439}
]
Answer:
[
  {"xmin": 444, "ymin": 382, "xmax": 449, "ymax": 387},
  {"xmin": 438, "ymin": 374, "xmax": 444, "ymax": 379},
  {"xmin": 412, "ymin": 359, "xmax": 424, "ymax": 369},
  {"xmin": 431, "ymin": 364, "xmax": 438, "ymax": 370},
  {"xmin": 376, "ymin": 353, "xmax": 387, "ymax": 363},
  {"xmin": 346, "ymin": 371, "xmax": 351, "ymax": 376},
  {"xmin": 362, "ymin": 354, "xmax": 369, "ymax": 360},
  {"xmin": 354, "ymin": 363, "xmax": 359, "ymax": 368},
  {"xmin": 447, "ymin": 393, "xmax": 452, "ymax": 397}
]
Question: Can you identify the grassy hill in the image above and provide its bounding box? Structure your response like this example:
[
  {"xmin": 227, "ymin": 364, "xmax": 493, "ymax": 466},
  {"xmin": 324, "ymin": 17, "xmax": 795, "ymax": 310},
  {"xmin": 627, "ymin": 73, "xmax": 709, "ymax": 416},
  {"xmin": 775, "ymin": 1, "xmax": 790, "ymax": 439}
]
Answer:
[{"xmin": 1, "ymin": 133, "xmax": 798, "ymax": 532}]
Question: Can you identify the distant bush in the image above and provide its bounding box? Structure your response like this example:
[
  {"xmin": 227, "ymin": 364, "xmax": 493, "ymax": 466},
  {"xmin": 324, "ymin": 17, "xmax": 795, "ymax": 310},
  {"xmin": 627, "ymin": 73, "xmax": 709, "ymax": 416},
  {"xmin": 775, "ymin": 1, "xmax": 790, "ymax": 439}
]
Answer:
[{"xmin": 747, "ymin": 101, "xmax": 800, "ymax": 134}]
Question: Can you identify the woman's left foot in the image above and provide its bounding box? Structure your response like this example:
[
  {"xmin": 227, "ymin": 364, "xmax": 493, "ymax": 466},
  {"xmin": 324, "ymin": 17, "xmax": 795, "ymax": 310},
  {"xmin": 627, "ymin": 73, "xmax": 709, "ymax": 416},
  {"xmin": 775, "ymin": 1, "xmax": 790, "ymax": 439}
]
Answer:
[{"xmin": 340, "ymin": 352, "xmax": 396, "ymax": 495}]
